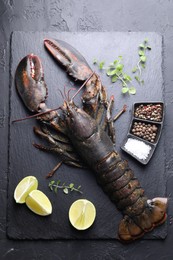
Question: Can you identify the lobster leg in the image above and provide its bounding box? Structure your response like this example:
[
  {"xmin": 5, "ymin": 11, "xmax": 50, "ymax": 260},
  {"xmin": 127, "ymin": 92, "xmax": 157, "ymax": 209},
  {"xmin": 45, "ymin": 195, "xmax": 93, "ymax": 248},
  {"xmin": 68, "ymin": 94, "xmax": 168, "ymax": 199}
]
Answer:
[
  {"xmin": 40, "ymin": 124, "xmax": 70, "ymax": 144},
  {"xmin": 82, "ymin": 74, "xmax": 105, "ymax": 118},
  {"xmin": 33, "ymin": 127, "xmax": 79, "ymax": 158},
  {"xmin": 95, "ymin": 86, "xmax": 107, "ymax": 124},
  {"xmin": 33, "ymin": 126, "xmax": 85, "ymax": 168},
  {"xmin": 33, "ymin": 126, "xmax": 73, "ymax": 152},
  {"xmin": 106, "ymin": 96, "xmax": 116, "ymax": 144},
  {"xmin": 33, "ymin": 143, "xmax": 85, "ymax": 167},
  {"xmin": 37, "ymin": 124, "xmax": 87, "ymax": 171}
]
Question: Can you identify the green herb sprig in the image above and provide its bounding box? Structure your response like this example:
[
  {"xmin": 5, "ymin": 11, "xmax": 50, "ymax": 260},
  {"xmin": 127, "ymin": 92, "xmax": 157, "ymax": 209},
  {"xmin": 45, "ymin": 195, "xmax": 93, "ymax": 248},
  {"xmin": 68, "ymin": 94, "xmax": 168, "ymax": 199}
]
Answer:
[
  {"xmin": 93, "ymin": 38, "xmax": 151, "ymax": 96},
  {"xmin": 49, "ymin": 180, "xmax": 83, "ymax": 195},
  {"xmin": 93, "ymin": 56, "xmax": 136, "ymax": 95},
  {"xmin": 106, "ymin": 56, "xmax": 136, "ymax": 95},
  {"xmin": 132, "ymin": 38, "xmax": 151, "ymax": 84}
]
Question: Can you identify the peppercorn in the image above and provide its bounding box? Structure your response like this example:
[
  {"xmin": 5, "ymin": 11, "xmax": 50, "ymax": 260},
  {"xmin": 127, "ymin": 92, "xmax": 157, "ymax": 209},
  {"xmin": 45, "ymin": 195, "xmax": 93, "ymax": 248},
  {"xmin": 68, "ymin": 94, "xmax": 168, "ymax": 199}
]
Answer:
[
  {"xmin": 131, "ymin": 121, "xmax": 158, "ymax": 143},
  {"xmin": 134, "ymin": 103, "xmax": 163, "ymax": 122}
]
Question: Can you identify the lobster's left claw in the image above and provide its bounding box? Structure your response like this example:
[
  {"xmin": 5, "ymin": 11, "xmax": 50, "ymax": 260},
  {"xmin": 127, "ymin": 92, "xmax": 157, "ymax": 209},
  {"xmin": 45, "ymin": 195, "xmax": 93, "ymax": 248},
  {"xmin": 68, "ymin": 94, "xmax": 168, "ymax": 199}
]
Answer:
[{"xmin": 44, "ymin": 38, "xmax": 93, "ymax": 81}]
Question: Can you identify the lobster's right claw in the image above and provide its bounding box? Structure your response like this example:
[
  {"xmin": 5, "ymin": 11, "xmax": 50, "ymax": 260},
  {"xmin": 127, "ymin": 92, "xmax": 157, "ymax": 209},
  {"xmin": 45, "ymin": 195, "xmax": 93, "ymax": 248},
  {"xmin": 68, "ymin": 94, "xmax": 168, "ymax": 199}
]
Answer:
[
  {"xmin": 44, "ymin": 38, "xmax": 93, "ymax": 81},
  {"xmin": 44, "ymin": 38, "xmax": 105, "ymax": 117},
  {"xmin": 15, "ymin": 54, "xmax": 48, "ymax": 113}
]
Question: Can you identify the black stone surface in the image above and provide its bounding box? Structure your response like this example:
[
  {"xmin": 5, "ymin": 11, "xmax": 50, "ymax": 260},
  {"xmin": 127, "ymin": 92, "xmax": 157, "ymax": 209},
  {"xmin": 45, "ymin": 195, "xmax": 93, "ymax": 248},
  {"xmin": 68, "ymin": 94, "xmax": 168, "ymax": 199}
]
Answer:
[
  {"xmin": 7, "ymin": 31, "xmax": 166, "ymax": 240},
  {"xmin": 0, "ymin": 0, "xmax": 173, "ymax": 259}
]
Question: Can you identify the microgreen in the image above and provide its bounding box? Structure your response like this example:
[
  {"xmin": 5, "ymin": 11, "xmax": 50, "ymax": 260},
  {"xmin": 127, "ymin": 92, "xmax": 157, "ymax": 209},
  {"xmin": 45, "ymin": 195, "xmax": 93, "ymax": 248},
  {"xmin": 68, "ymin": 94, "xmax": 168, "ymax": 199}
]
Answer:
[
  {"xmin": 93, "ymin": 38, "xmax": 151, "ymax": 96},
  {"xmin": 93, "ymin": 56, "xmax": 136, "ymax": 95},
  {"xmin": 132, "ymin": 39, "xmax": 151, "ymax": 84},
  {"xmin": 48, "ymin": 180, "xmax": 83, "ymax": 195},
  {"xmin": 106, "ymin": 56, "xmax": 136, "ymax": 95}
]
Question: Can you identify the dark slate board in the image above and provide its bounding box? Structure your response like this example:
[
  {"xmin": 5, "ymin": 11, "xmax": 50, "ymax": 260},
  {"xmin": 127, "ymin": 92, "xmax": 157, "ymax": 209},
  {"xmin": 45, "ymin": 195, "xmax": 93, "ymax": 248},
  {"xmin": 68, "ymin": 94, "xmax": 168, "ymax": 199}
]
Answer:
[{"xmin": 7, "ymin": 32, "xmax": 167, "ymax": 240}]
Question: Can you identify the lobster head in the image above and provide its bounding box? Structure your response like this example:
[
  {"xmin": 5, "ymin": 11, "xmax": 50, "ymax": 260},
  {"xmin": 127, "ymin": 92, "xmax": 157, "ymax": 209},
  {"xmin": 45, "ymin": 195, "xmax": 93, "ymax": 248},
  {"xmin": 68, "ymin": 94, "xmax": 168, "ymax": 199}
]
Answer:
[{"xmin": 62, "ymin": 101, "xmax": 97, "ymax": 140}]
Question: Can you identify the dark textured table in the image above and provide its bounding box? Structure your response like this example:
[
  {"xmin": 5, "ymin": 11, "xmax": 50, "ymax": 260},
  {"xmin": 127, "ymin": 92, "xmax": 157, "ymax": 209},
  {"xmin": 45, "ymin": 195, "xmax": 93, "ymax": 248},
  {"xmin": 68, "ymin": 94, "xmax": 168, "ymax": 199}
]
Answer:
[{"xmin": 0, "ymin": 1, "xmax": 173, "ymax": 259}]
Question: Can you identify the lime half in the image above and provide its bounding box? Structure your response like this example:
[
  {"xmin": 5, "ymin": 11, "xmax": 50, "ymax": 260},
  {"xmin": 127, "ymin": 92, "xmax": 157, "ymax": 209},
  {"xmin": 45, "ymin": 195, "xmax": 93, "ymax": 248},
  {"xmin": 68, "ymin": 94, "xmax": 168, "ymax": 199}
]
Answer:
[
  {"xmin": 14, "ymin": 176, "xmax": 38, "ymax": 204},
  {"xmin": 69, "ymin": 199, "xmax": 96, "ymax": 230},
  {"xmin": 25, "ymin": 190, "xmax": 52, "ymax": 216}
]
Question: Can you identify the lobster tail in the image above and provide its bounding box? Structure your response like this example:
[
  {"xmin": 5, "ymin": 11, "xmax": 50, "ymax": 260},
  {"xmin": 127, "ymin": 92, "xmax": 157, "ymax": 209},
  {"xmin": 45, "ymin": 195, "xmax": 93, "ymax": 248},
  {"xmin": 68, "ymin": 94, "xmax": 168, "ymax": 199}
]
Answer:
[
  {"xmin": 94, "ymin": 150, "xmax": 167, "ymax": 242},
  {"xmin": 118, "ymin": 197, "xmax": 167, "ymax": 242}
]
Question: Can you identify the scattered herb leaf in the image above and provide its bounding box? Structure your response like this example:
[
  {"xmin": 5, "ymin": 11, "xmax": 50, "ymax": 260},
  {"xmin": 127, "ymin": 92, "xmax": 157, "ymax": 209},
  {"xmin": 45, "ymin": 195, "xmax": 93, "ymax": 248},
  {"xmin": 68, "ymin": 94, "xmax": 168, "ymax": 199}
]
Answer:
[
  {"xmin": 63, "ymin": 187, "xmax": 69, "ymax": 194},
  {"xmin": 128, "ymin": 86, "xmax": 136, "ymax": 95},
  {"xmin": 69, "ymin": 183, "xmax": 74, "ymax": 189},
  {"xmin": 111, "ymin": 75, "xmax": 118, "ymax": 83},
  {"xmin": 140, "ymin": 55, "xmax": 146, "ymax": 62},
  {"xmin": 93, "ymin": 58, "xmax": 97, "ymax": 64},
  {"xmin": 132, "ymin": 66, "xmax": 137, "ymax": 73},
  {"xmin": 99, "ymin": 61, "xmax": 105, "ymax": 70},
  {"xmin": 138, "ymin": 50, "xmax": 145, "ymax": 56},
  {"xmin": 135, "ymin": 75, "xmax": 140, "ymax": 83},
  {"xmin": 122, "ymin": 87, "xmax": 129, "ymax": 94},
  {"xmin": 139, "ymin": 43, "xmax": 145, "ymax": 49}
]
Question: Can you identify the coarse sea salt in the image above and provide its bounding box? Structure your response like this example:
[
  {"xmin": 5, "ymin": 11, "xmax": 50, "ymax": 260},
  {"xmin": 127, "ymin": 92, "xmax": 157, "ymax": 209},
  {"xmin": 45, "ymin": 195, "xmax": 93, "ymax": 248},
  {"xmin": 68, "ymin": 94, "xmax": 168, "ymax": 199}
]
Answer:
[{"xmin": 124, "ymin": 138, "xmax": 152, "ymax": 160}]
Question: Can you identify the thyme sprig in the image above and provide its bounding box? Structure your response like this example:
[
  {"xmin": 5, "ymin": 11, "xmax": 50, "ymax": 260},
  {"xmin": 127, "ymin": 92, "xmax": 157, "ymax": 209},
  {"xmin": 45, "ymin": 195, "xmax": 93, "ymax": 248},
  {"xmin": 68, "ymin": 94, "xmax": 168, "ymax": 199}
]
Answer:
[{"xmin": 49, "ymin": 180, "xmax": 83, "ymax": 195}]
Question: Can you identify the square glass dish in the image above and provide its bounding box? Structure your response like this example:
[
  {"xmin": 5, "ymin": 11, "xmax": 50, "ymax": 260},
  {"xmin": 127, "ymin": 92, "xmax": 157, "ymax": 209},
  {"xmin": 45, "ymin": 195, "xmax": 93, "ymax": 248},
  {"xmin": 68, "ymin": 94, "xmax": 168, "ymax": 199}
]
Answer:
[{"xmin": 121, "ymin": 102, "xmax": 164, "ymax": 164}]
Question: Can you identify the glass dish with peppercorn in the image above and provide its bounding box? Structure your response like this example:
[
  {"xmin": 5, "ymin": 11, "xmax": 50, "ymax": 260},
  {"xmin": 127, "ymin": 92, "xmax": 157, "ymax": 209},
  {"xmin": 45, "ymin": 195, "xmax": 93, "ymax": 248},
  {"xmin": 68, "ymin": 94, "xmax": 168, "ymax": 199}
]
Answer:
[{"xmin": 121, "ymin": 102, "xmax": 164, "ymax": 165}]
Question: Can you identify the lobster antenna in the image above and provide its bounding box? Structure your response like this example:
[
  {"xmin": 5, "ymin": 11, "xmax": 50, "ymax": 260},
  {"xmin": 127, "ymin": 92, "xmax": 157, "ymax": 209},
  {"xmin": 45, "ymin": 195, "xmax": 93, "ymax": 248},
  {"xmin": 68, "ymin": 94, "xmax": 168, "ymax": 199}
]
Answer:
[
  {"xmin": 71, "ymin": 71, "xmax": 95, "ymax": 100},
  {"xmin": 67, "ymin": 87, "xmax": 76, "ymax": 101},
  {"xmin": 63, "ymin": 85, "xmax": 68, "ymax": 101},
  {"xmin": 12, "ymin": 72, "xmax": 95, "ymax": 123},
  {"xmin": 12, "ymin": 107, "xmax": 61, "ymax": 123},
  {"xmin": 58, "ymin": 88, "xmax": 65, "ymax": 101}
]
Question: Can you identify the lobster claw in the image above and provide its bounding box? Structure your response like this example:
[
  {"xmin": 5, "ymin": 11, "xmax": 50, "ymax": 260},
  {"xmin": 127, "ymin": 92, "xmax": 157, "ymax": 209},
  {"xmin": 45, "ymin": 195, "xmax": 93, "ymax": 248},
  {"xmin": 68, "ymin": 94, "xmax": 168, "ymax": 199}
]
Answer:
[
  {"xmin": 15, "ymin": 54, "xmax": 48, "ymax": 113},
  {"xmin": 44, "ymin": 39, "xmax": 102, "ymax": 117},
  {"xmin": 44, "ymin": 38, "xmax": 93, "ymax": 81}
]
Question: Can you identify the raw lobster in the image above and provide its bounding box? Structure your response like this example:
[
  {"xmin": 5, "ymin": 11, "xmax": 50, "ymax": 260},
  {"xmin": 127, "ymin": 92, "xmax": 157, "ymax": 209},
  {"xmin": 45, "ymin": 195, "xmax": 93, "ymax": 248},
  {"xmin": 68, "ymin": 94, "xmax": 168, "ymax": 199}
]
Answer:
[{"xmin": 14, "ymin": 39, "xmax": 167, "ymax": 242}]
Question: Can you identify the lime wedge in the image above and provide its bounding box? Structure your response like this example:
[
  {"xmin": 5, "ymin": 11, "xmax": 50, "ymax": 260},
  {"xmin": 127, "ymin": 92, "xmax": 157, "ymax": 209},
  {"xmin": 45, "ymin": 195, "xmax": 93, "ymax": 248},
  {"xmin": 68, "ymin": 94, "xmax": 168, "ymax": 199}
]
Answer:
[
  {"xmin": 25, "ymin": 190, "xmax": 52, "ymax": 216},
  {"xmin": 69, "ymin": 199, "xmax": 96, "ymax": 230},
  {"xmin": 14, "ymin": 176, "xmax": 38, "ymax": 204}
]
